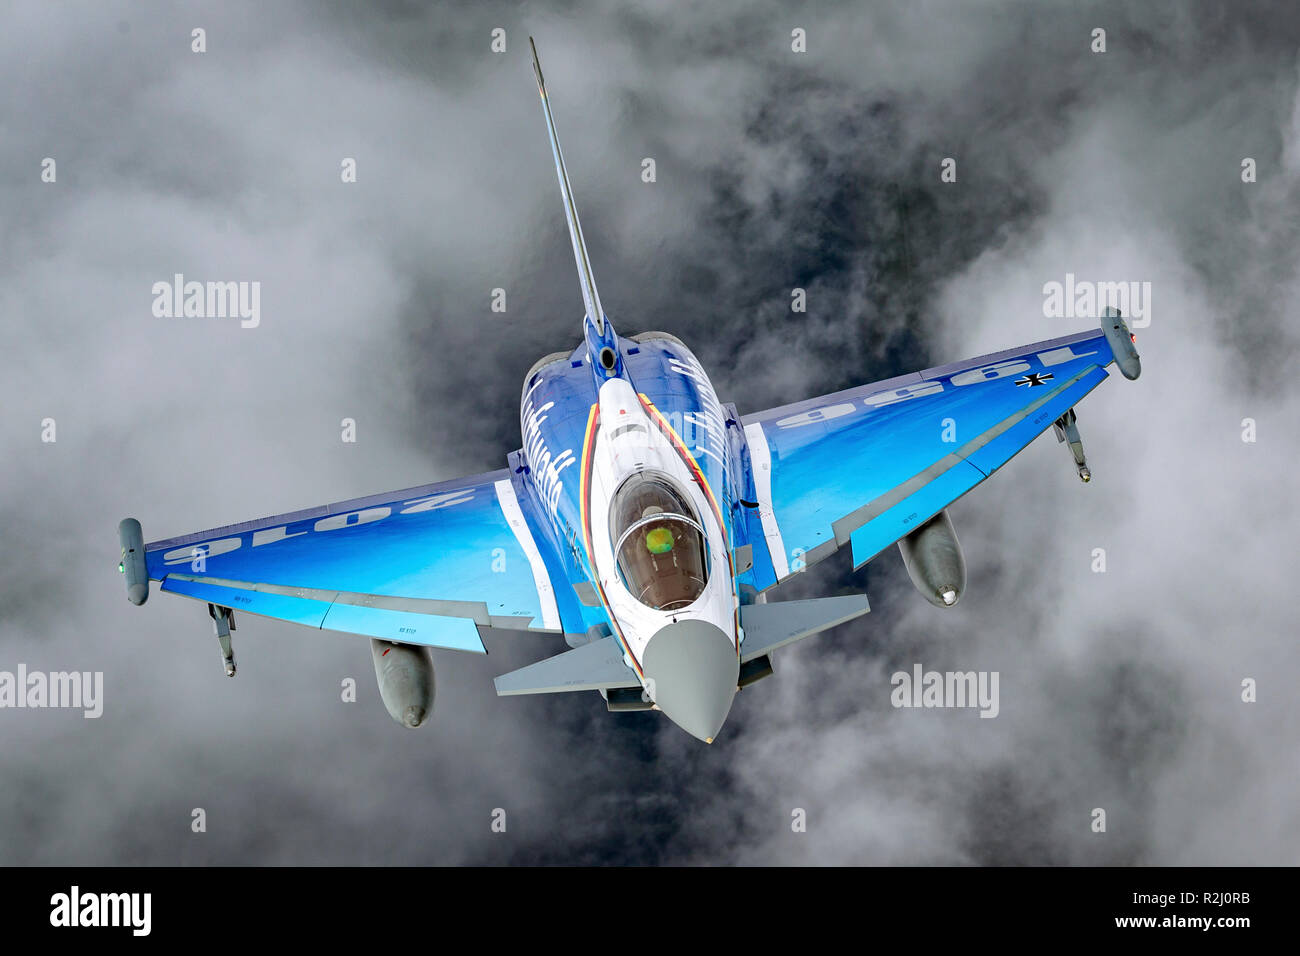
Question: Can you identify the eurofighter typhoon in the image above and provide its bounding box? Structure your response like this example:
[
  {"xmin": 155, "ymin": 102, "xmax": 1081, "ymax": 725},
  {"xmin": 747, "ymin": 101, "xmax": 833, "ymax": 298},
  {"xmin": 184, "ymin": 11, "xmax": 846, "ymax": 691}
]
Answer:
[{"xmin": 118, "ymin": 40, "xmax": 1142, "ymax": 743}]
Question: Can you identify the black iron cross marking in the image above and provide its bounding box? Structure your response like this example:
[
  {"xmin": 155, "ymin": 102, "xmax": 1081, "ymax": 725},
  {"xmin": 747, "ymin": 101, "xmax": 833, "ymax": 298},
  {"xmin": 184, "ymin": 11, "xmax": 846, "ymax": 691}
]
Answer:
[{"xmin": 1014, "ymin": 372, "xmax": 1054, "ymax": 388}]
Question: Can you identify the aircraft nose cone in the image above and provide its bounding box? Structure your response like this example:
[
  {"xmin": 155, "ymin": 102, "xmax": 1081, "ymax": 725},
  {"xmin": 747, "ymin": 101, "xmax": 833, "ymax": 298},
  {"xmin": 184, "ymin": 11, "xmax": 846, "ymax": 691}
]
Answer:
[{"xmin": 642, "ymin": 620, "xmax": 738, "ymax": 743}]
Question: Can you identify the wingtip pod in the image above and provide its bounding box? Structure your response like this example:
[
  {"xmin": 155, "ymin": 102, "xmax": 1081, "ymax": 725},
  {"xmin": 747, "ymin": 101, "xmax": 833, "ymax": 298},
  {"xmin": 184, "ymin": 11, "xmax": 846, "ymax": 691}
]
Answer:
[
  {"xmin": 1101, "ymin": 306, "xmax": 1141, "ymax": 380},
  {"xmin": 117, "ymin": 518, "xmax": 149, "ymax": 605}
]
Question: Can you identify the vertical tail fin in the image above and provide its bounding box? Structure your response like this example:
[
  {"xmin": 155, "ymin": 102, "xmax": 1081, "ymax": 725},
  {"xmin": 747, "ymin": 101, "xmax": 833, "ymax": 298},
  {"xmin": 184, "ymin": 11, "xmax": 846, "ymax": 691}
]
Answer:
[{"xmin": 530, "ymin": 37, "xmax": 607, "ymax": 337}]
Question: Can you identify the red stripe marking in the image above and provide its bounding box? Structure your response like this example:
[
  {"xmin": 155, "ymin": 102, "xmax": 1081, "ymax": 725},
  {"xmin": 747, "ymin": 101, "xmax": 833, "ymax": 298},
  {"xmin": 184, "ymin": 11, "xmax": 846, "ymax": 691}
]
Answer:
[
  {"xmin": 578, "ymin": 404, "xmax": 644, "ymax": 679},
  {"xmin": 637, "ymin": 394, "xmax": 742, "ymax": 653}
]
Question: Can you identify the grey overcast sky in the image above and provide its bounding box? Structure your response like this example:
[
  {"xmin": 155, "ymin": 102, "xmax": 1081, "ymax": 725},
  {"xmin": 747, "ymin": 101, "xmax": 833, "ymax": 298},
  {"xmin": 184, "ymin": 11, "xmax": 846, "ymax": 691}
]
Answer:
[{"xmin": 1, "ymin": 0, "xmax": 1297, "ymax": 864}]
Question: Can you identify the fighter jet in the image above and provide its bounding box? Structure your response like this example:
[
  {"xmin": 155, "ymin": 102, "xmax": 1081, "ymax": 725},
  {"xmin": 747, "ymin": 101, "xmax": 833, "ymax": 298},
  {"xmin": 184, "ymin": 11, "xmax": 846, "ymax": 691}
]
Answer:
[{"xmin": 118, "ymin": 39, "xmax": 1142, "ymax": 743}]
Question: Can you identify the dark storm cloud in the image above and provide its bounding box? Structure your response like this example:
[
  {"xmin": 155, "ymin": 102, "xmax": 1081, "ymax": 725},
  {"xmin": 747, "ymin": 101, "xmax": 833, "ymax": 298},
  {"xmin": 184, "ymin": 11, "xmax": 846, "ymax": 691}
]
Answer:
[{"xmin": 1, "ymin": 0, "xmax": 1296, "ymax": 864}]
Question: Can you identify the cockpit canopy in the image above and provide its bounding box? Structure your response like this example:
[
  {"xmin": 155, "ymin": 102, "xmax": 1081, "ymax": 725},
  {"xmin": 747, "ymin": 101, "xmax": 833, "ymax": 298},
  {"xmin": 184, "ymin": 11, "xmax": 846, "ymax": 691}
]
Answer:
[{"xmin": 609, "ymin": 473, "xmax": 710, "ymax": 611}]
